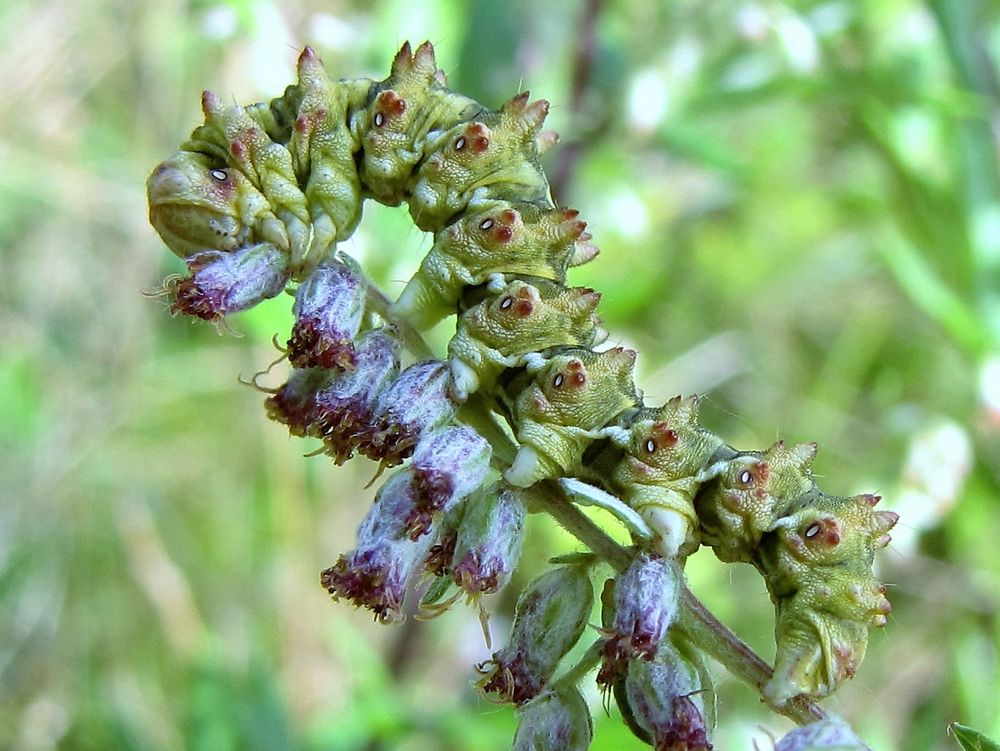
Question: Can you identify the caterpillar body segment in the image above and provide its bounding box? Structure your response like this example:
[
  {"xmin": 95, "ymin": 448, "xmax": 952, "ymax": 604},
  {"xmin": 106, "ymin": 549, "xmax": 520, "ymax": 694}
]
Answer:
[
  {"xmin": 600, "ymin": 396, "xmax": 726, "ymax": 558},
  {"xmin": 694, "ymin": 440, "xmax": 819, "ymax": 563},
  {"xmin": 287, "ymin": 49, "xmax": 371, "ymax": 262},
  {"xmin": 408, "ymin": 92, "xmax": 554, "ymax": 232},
  {"xmin": 390, "ymin": 203, "xmax": 598, "ymax": 330},
  {"xmin": 198, "ymin": 91, "xmax": 315, "ymax": 272},
  {"xmin": 356, "ymin": 40, "xmax": 482, "ymax": 206},
  {"xmin": 447, "ymin": 279, "xmax": 604, "ymax": 401},
  {"xmin": 504, "ymin": 348, "xmax": 639, "ymax": 488},
  {"xmin": 753, "ymin": 491, "xmax": 897, "ymax": 705}
]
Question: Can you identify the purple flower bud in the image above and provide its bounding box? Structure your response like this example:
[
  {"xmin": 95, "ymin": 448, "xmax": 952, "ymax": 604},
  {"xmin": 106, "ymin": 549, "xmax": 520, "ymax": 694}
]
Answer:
[
  {"xmin": 406, "ymin": 426, "xmax": 492, "ymax": 538},
  {"xmin": 319, "ymin": 469, "xmax": 437, "ymax": 623},
  {"xmin": 311, "ymin": 328, "xmax": 401, "ymax": 463},
  {"xmin": 623, "ymin": 641, "xmax": 713, "ymax": 751},
  {"xmin": 599, "ymin": 554, "xmax": 681, "ymax": 687},
  {"xmin": 452, "ymin": 484, "xmax": 526, "ymax": 599},
  {"xmin": 264, "ymin": 367, "xmax": 336, "ymax": 436},
  {"xmin": 479, "ymin": 565, "xmax": 594, "ymax": 705},
  {"xmin": 512, "ymin": 687, "xmax": 593, "ymax": 751},
  {"xmin": 288, "ymin": 258, "xmax": 367, "ymax": 369},
  {"xmin": 424, "ymin": 527, "xmax": 458, "ymax": 579},
  {"xmin": 358, "ymin": 360, "xmax": 457, "ymax": 467},
  {"xmin": 169, "ymin": 242, "xmax": 288, "ymax": 321},
  {"xmin": 775, "ymin": 717, "xmax": 872, "ymax": 751}
]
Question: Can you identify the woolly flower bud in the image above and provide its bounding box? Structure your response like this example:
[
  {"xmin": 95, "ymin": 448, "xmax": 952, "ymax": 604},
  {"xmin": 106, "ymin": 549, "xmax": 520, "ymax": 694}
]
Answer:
[
  {"xmin": 169, "ymin": 243, "xmax": 288, "ymax": 321},
  {"xmin": 320, "ymin": 469, "xmax": 437, "ymax": 623},
  {"xmin": 512, "ymin": 687, "xmax": 593, "ymax": 751},
  {"xmin": 451, "ymin": 484, "xmax": 526, "ymax": 598},
  {"xmin": 479, "ymin": 565, "xmax": 594, "ymax": 705},
  {"xmin": 598, "ymin": 554, "xmax": 681, "ymax": 686},
  {"xmin": 775, "ymin": 716, "xmax": 872, "ymax": 750},
  {"xmin": 359, "ymin": 360, "xmax": 457, "ymax": 467},
  {"xmin": 288, "ymin": 258, "xmax": 367, "ymax": 370},
  {"xmin": 622, "ymin": 639, "xmax": 714, "ymax": 751},
  {"xmin": 311, "ymin": 328, "xmax": 401, "ymax": 463},
  {"xmin": 407, "ymin": 425, "xmax": 492, "ymax": 539},
  {"xmin": 264, "ymin": 366, "xmax": 335, "ymax": 437}
]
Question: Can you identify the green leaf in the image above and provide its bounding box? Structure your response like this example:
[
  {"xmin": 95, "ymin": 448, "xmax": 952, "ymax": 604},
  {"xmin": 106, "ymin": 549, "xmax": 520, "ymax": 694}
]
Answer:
[{"xmin": 950, "ymin": 723, "xmax": 1000, "ymax": 751}]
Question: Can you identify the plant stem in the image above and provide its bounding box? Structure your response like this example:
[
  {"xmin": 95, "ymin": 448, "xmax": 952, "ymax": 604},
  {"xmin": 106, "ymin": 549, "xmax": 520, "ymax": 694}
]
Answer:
[{"xmin": 365, "ymin": 282, "xmax": 435, "ymax": 360}]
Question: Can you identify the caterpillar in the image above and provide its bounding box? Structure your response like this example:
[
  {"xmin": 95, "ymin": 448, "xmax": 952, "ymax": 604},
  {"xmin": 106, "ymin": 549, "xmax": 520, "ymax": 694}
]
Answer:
[{"xmin": 147, "ymin": 40, "xmax": 897, "ymax": 722}]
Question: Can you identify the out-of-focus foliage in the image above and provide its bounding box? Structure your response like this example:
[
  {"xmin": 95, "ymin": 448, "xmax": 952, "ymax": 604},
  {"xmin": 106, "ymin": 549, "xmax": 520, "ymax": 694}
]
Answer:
[{"xmin": 1, "ymin": 0, "xmax": 998, "ymax": 749}]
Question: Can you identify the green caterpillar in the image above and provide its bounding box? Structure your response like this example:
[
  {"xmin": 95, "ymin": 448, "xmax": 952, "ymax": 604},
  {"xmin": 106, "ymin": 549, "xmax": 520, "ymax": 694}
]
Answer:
[{"xmin": 147, "ymin": 40, "xmax": 896, "ymax": 715}]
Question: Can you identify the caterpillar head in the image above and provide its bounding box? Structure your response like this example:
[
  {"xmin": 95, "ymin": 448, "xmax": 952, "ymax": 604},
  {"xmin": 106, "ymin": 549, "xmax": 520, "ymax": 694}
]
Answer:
[
  {"xmin": 766, "ymin": 608, "xmax": 870, "ymax": 705},
  {"xmin": 147, "ymin": 151, "xmax": 272, "ymax": 259}
]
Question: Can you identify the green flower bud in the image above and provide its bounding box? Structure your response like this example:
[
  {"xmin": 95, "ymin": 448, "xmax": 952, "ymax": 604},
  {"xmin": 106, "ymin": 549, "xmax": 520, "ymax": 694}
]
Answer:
[
  {"xmin": 506, "ymin": 348, "xmax": 638, "ymax": 487},
  {"xmin": 478, "ymin": 564, "xmax": 594, "ymax": 704},
  {"xmin": 447, "ymin": 278, "xmax": 604, "ymax": 399},
  {"xmin": 451, "ymin": 483, "xmax": 526, "ymax": 599},
  {"xmin": 409, "ymin": 92, "xmax": 554, "ymax": 231},
  {"xmin": 775, "ymin": 716, "xmax": 873, "ymax": 750},
  {"xmin": 355, "ymin": 41, "xmax": 480, "ymax": 205},
  {"xmin": 147, "ymin": 150, "xmax": 281, "ymax": 259},
  {"xmin": 512, "ymin": 687, "xmax": 593, "ymax": 751},
  {"xmin": 391, "ymin": 204, "xmax": 599, "ymax": 330},
  {"xmin": 603, "ymin": 396, "xmax": 724, "ymax": 558},
  {"xmin": 695, "ymin": 440, "xmax": 818, "ymax": 563}
]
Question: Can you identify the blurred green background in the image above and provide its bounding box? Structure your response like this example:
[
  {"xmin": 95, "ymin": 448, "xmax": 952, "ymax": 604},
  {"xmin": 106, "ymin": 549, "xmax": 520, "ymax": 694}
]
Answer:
[{"xmin": 3, "ymin": 0, "xmax": 1000, "ymax": 748}]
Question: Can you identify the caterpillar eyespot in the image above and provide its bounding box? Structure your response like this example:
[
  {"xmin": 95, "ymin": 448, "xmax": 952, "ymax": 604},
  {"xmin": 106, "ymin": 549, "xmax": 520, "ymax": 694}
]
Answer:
[
  {"xmin": 738, "ymin": 469, "xmax": 753, "ymax": 485},
  {"xmin": 499, "ymin": 296, "xmax": 514, "ymax": 310},
  {"xmin": 644, "ymin": 438, "xmax": 656, "ymax": 454},
  {"xmin": 210, "ymin": 168, "xmax": 227, "ymax": 181},
  {"xmin": 553, "ymin": 373, "xmax": 564, "ymax": 388},
  {"xmin": 454, "ymin": 136, "xmax": 466, "ymax": 151},
  {"xmin": 804, "ymin": 523, "xmax": 821, "ymax": 539}
]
